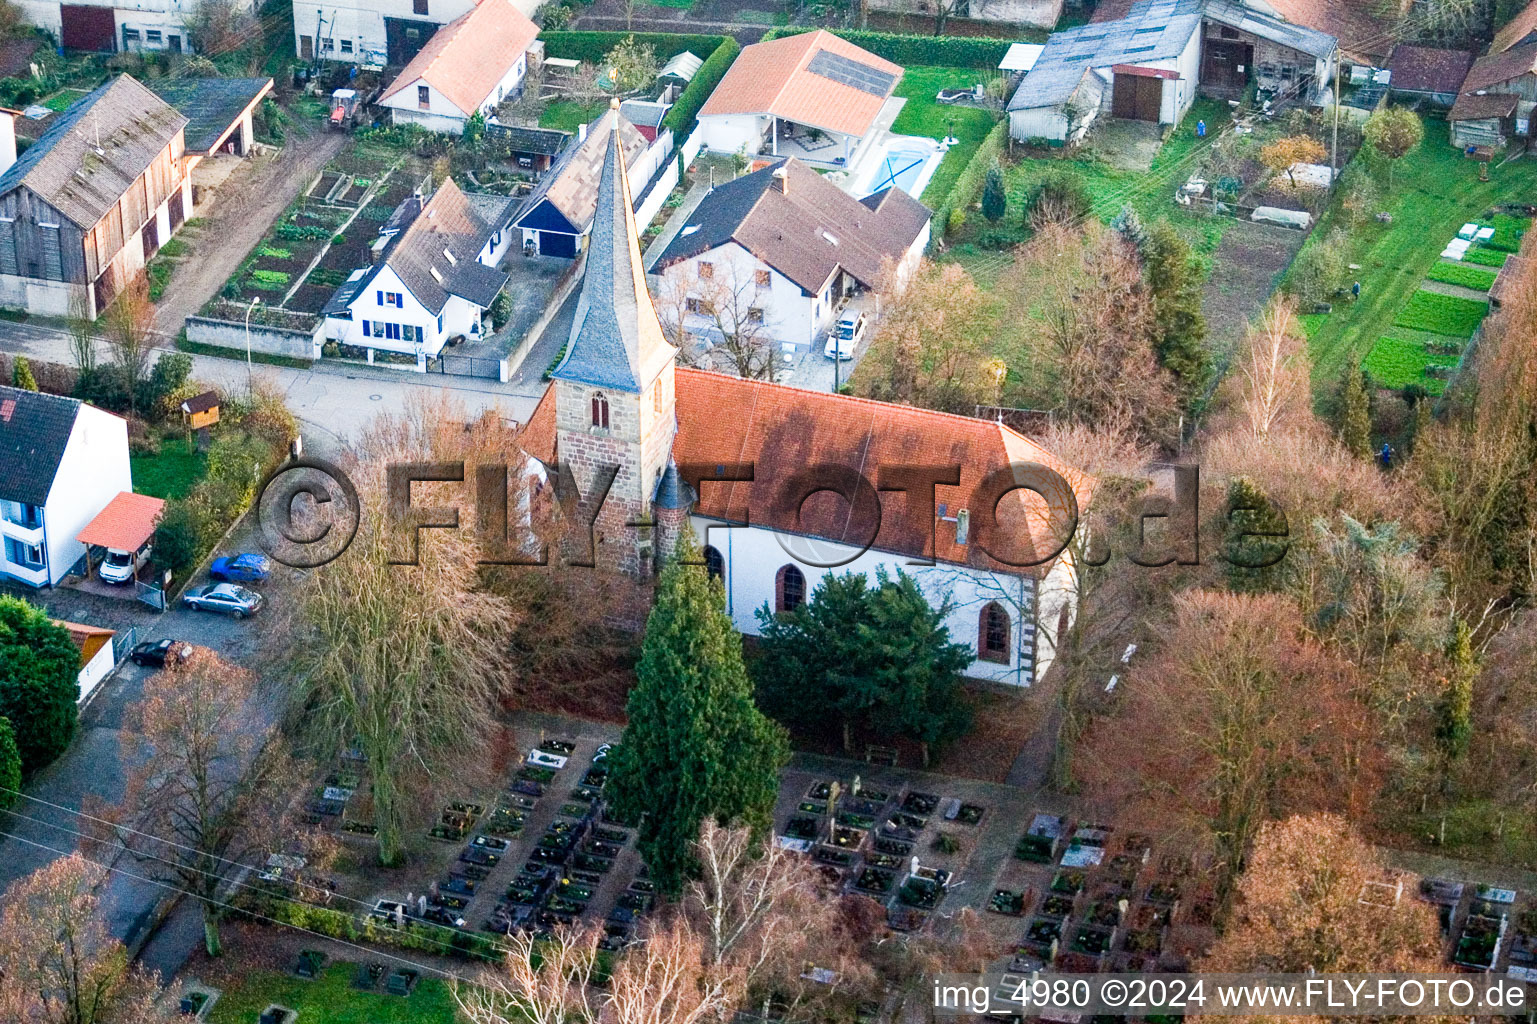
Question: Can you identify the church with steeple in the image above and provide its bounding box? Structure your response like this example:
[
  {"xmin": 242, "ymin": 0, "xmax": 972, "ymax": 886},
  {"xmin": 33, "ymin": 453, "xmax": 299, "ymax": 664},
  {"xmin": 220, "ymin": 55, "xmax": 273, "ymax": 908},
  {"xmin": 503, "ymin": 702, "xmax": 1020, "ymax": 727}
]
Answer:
[{"xmin": 516, "ymin": 100, "xmax": 1092, "ymax": 687}]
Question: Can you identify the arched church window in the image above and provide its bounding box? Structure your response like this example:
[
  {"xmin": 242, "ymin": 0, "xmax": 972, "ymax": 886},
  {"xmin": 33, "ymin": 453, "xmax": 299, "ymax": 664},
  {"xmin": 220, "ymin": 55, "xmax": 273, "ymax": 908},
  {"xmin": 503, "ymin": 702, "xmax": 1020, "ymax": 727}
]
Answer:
[{"xmin": 591, "ymin": 392, "xmax": 609, "ymax": 429}]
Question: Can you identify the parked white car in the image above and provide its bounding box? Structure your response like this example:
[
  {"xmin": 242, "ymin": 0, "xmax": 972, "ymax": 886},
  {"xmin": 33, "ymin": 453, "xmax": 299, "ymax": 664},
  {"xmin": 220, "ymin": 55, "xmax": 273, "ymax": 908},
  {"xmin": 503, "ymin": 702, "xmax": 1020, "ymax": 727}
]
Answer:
[
  {"xmin": 99, "ymin": 541, "xmax": 151, "ymax": 585},
  {"xmin": 824, "ymin": 311, "xmax": 868, "ymax": 361}
]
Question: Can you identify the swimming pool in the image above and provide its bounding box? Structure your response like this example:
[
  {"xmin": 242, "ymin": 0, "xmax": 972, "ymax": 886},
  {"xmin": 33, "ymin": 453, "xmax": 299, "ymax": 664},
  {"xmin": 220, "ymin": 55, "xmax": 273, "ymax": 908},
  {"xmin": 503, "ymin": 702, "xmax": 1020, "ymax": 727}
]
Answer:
[{"xmin": 855, "ymin": 136, "xmax": 944, "ymax": 200}]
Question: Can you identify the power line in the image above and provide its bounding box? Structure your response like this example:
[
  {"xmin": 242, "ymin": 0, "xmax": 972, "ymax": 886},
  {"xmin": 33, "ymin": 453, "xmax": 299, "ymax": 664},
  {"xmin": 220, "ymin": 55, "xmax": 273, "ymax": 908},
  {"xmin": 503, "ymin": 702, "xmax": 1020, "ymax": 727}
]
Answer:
[
  {"xmin": 0, "ymin": 827, "xmax": 473, "ymax": 984},
  {"xmin": 0, "ymin": 784, "xmax": 518, "ymax": 964}
]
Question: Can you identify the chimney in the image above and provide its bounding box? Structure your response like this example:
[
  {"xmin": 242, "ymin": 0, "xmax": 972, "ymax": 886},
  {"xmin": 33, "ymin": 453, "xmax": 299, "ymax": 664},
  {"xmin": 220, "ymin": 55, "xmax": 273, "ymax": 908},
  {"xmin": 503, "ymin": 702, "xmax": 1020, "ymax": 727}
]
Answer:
[
  {"xmin": 772, "ymin": 165, "xmax": 788, "ymax": 195},
  {"xmin": 0, "ymin": 110, "xmax": 16, "ymax": 178}
]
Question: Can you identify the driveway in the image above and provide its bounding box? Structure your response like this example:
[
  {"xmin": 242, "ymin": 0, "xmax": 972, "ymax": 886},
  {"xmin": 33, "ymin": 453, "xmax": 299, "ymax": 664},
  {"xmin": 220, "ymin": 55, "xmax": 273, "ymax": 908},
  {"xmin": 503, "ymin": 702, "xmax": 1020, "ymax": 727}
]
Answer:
[
  {"xmin": 153, "ymin": 128, "xmax": 348, "ymax": 336},
  {"xmin": 0, "ymin": 518, "xmax": 290, "ymax": 972}
]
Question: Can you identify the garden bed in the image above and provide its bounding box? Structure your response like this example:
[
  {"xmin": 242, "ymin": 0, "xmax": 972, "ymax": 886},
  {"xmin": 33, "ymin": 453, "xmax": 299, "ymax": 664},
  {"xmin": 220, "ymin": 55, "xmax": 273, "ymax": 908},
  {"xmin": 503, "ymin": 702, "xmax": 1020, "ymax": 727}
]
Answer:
[
  {"xmin": 1392, "ymin": 290, "xmax": 1488, "ymax": 339},
  {"xmin": 1362, "ymin": 329, "xmax": 1463, "ymax": 394}
]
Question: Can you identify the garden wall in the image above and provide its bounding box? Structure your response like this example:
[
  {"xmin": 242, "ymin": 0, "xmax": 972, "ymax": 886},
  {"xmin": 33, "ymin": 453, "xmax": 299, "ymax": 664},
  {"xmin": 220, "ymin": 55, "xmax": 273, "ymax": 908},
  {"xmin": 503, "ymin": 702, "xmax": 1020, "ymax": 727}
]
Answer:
[
  {"xmin": 758, "ymin": 28, "xmax": 1013, "ymax": 69},
  {"xmin": 930, "ymin": 120, "xmax": 1007, "ymax": 245},
  {"xmin": 185, "ymin": 315, "xmax": 323, "ymax": 362}
]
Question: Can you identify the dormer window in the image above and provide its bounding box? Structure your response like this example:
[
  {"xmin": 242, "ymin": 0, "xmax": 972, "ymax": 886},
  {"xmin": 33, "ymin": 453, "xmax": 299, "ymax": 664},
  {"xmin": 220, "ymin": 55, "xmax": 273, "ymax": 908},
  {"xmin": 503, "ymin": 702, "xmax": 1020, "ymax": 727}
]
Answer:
[{"xmin": 591, "ymin": 392, "xmax": 610, "ymax": 430}]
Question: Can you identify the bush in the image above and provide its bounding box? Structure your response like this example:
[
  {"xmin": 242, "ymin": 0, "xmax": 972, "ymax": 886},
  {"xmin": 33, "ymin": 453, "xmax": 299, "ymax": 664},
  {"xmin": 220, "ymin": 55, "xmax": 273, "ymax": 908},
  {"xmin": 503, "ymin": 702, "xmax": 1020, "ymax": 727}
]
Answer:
[
  {"xmin": 0, "ymin": 597, "xmax": 80, "ymax": 775},
  {"xmin": 0, "ymin": 717, "xmax": 19, "ymax": 811},
  {"xmin": 154, "ymin": 500, "xmax": 206, "ymax": 573},
  {"xmin": 1286, "ymin": 228, "xmax": 1349, "ymax": 306},
  {"xmin": 1026, "ymin": 170, "xmax": 1092, "ymax": 225},
  {"xmin": 144, "ymin": 351, "xmax": 192, "ymax": 417},
  {"xmin": 759, "ymin": 27, "xmax": 1011, "ymax": 68},
  {"xmin": 11, "ymin": 354, "xmax": 35, "ymax": 390},
  {"xmin": 489, "ymin": 289, "xmax": 514, "ymax": 331},
  {"xmin": 981, "ymin": 162, "xmax": 1005, "ymax": 223},
  {"xmin": 661, "ymin": 36, "xmax": 739, "ymax": 139}
]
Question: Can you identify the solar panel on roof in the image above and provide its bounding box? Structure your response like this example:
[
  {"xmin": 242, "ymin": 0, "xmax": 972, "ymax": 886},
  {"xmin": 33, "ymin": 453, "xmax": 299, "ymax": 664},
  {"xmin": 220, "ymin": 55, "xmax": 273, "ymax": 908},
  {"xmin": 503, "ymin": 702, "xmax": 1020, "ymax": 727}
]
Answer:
[{"xmin": 806, "ymin": 49, "xmax": 897, "ymax": 96}]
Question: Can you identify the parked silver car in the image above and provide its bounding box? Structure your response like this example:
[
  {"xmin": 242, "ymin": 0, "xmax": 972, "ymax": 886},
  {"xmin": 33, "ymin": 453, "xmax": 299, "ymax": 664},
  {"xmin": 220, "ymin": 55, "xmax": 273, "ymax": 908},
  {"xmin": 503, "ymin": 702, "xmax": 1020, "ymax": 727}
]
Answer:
[{"xmin": 181, "ymin": 583, "xmax": 264, "ymax": 619}]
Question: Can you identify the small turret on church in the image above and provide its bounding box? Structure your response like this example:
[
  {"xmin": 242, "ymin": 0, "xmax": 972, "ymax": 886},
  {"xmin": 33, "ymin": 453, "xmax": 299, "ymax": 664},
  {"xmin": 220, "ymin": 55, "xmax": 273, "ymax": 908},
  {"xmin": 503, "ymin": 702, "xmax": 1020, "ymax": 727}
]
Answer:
[{"xmin": 547, "ymin": 99, "xmax": 679, "ymax": 578}]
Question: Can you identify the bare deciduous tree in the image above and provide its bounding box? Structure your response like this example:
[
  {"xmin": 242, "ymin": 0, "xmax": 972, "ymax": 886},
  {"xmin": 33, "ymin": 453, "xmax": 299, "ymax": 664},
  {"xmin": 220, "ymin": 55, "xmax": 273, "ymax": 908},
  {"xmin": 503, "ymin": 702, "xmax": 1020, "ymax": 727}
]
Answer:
[
  {"xmin": 0, "ymin": 854, "xmax": 170, "ymax": 1024},
  {"xmin": 1234, "ymin": 298, "xmax": 1310, "ymax": 440},
  {"xmin": 684, "ymin": 262, "xmax": 777, "ymax": 381},
  {"xmin": 102, "ymin": 282, "xmax": 160, "ymax": 420},
  {"xmin": 112, "ymin": 648, "xmax": 296, "ymax": 957},
  {"xmin": 1090, "ymin": 590, "xmax": 1378, "ymax": 906},
  {"xmin": 289, "ymin": 396, "xmax": 516, "ymax": 865}
]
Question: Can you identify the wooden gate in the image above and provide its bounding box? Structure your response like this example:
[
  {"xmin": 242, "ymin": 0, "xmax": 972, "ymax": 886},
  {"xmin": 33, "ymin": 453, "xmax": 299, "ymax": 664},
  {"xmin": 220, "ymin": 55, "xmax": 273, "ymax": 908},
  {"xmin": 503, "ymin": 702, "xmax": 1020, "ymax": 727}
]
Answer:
[{"xmin": 1111, "ymin": 73, "xmax": 1163, "ymax": 122}]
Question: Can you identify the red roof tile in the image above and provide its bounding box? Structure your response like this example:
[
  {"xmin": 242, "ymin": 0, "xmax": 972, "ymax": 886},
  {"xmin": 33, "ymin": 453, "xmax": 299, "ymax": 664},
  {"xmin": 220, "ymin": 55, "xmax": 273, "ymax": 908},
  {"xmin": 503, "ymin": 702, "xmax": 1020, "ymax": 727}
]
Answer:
[
  {"xmin": 1463, "ymin": 41, "xmax": 1537, "ymax": 93},
  {"xmin": 381, "ymin": 0, "xmax": 539, "ymax": 117},
  {"xmin": 518, "ymin": 369, "xmax": 1093, "ymax": 576},
  {"xmin": 698, "ymin": 30, "xmax": 903, "ymax": 138},
  {"xmin": 1450, "ymin": 89, "xmax": 1520, "ymax": 120},
  {"xmin": 76, "ymin": 491, "xmax": 164, "ymax": 552},
  {"xmin": 1111, "ymin": 64, "xmax": 1179, "ymax": 79},
  {"xmin": 1494, "ymin": 0, "xmax": 1537, "ymax": 54}
]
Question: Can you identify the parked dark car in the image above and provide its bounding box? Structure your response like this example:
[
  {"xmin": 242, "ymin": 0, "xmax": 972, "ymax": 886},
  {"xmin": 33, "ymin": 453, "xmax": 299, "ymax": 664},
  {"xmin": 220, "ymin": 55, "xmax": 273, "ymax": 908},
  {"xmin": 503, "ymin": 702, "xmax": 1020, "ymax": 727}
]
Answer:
[
  {"xmin": 208, "ymin": 553, "xmax": 272, "ymax": 583},
  {"xmin": 129, "ymin": 639, "xmax": 193, "ymax": 667},
  {"xmin": 182, "ymin": 583, "xmax": 264, "ymax": 619}
]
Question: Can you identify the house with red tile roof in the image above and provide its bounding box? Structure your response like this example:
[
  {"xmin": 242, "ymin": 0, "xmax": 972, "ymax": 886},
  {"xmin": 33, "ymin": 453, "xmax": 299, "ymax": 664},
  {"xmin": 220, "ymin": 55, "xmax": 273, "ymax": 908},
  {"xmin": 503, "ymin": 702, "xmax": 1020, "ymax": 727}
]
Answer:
[
  {"xmin": 1450, "ymin": 42, "xmax": 1537, "ymax": 149},
  {"xmin": 514, "ymin": 101, "xmax": 1089, "ymax": 686},
  {"xmin": 379, "ymin": 0, "xmax": 540, "ymax": 134},
  {"xmin": 1494, "ymin": 0, "xmax": 1537, "ymax": 55},
  {"xmin": 696, "ymin": 30, "xmax": 904, "ymax": 167}
]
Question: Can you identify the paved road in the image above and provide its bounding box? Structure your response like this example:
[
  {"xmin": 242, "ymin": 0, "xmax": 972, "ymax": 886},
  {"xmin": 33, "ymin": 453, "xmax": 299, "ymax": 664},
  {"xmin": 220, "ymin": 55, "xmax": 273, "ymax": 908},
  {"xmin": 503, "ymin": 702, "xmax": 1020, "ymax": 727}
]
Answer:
[
  {"xmin": 0, "ymin": 318, "xmax": 545, "ymax": 450},
  {"xmin": 0, "ymin": 525, "xmax": 284, "ymax": 973}
]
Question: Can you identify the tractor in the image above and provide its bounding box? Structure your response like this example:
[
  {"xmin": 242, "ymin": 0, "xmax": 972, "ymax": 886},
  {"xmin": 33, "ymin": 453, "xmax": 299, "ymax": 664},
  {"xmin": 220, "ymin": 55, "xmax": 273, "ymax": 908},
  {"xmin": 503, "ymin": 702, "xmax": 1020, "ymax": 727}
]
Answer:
[{"xmin": 329, "ymin": 88, "xmax": 360, "ymax": 132}]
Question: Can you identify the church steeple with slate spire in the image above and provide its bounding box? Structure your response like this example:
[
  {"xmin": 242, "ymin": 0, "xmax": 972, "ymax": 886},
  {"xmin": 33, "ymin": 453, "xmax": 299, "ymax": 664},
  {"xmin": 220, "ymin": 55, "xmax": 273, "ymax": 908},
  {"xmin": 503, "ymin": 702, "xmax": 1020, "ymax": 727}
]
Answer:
[{"xmin": 549, "ymin": 99, "xmax": 680, "ymax": 577}]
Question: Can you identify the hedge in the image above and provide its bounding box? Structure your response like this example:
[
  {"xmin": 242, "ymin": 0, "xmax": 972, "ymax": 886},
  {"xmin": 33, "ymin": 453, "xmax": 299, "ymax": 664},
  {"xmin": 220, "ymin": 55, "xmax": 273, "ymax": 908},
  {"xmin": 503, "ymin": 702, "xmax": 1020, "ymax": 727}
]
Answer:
[
  {"xmin": 540, "ymin": 30, "xmax": 728, "ymax": 64},
  {"xmin": 759, "ymin": 27, "xmax": 1012, "ymax": 69},
  {"xmin": 662, "ymin": 36, "xmax": 741, "ymax": 139},
  {"xmin": 930, "ymin": 120, "xmax": 1008, "ymax": 243},
  {"xmin": 243, "ymin": 895, "xmax": 510, "ymax": 963}
]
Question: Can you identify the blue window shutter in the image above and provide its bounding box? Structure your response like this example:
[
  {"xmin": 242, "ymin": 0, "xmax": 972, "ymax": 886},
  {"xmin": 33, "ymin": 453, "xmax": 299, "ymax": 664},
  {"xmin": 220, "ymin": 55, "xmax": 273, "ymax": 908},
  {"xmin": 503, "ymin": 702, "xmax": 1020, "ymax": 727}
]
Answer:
[
  {"xmin": 376, "ymin": 291, "xmax": 383, "ymax": 305},
  {"xmin": 362, "ymin": 319, "xmax": 369, "ymax": 334}
]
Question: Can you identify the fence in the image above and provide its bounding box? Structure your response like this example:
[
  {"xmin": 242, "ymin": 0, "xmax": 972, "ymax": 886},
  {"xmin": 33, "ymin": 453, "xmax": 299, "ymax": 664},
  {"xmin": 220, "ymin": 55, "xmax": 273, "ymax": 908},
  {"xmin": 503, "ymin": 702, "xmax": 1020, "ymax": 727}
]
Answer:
[
  {"xmin": 428, "ymin": 353, "xmax": 504, "ymax": 379},
  {"xmin": 135, "ymin": 579, "xmax": 166, "ymax": 611},
  {"xmin": 185, "ymin": 314, "xmax": 324, "ymax": 362},
  {"xmin": 111, "ymin": 626, "xmax": 138, "ymax": 663}
]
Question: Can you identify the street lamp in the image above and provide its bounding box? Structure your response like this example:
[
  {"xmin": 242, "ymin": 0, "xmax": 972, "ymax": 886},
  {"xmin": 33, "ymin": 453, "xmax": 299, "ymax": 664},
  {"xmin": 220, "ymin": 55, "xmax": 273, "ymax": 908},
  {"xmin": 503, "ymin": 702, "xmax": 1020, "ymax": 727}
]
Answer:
[{"xmin": 245, "ymin": 296, "xmax": 261, "ymax": 394}]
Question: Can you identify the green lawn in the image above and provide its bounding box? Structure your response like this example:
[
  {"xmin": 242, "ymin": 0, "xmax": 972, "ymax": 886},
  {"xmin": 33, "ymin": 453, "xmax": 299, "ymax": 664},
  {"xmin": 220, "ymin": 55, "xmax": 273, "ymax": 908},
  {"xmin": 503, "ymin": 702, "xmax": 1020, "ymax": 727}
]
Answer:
[
  {"xmin": 1425, "ymin": 261, "xmax": 1497, "ymax": 291},
  {"xmin": 1295, "ymin": 127, "xmax": 1537, "ymax": 395},
  {"xmin": 1362, "ymin": 329, "xmax": 1463, "ymax": 394},
  {"xmin": 204, "ymin": 963, "xmax": 458, "ymax": 1024},
  {"xmin": 950, "ymin": 98, "xmax": 1234, "ymax": 281},
  {"xmin": 1392, "ymin": 289, "xmax": 1488, "ymax": 338},
  {"xmin": 888, "ymin": 67, "xmax": 1001, "ymax": 205},
  {"xmin": 130, "ymin": 437, "xmax": 207, "ymax": 500},
  {"xmin": 42, "ymin": 87, "xmax": 89, "ymax": 112},
  {"xmin": 540, "ymin": 100, "xmax": 608, "ymax": 134}
]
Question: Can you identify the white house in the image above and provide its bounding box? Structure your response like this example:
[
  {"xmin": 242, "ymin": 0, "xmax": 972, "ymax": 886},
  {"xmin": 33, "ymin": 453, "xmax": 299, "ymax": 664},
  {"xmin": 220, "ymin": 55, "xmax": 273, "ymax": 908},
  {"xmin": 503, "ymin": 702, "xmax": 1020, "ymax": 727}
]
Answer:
[
  {"xmin": 695, "ymin": 29, "xmax": 903, "ymax": 167},
  {"xmin": 322, "ymin": 179, "xmax": 517, "ymax": 366},
  {"xmin": 1007, "ymin": 0, "xmax": 1204, "ymax": 144},
  {"xmin": 293, "ymin": 0, "xmax": 472, "ymax": 64},
  {"xmin": 0, "ymin": 385, "xmax": 131, "ymax": 588},
  {"xmin": 378, "ymin": 0, "xmax": 539, "ymax": 134},
  {"xmin": 19, "ymin": 0, "xmax": 255, "ymax": 52},
  {"xmin": 514, "ymin": 109, "xmax": 1092, "ymax": 686},
  {"xmin": 651, "ymin": 157, "xmax": 930, "ymax": 351},
  {"xmin": 1006, "ymin": 0, "xmax": 1337, "ymax": 145}
]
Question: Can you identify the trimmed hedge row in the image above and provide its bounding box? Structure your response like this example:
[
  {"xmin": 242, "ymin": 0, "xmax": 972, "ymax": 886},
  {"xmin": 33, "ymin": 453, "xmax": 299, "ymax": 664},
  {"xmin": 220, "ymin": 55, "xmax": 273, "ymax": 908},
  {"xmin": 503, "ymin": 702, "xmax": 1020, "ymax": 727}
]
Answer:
[
  {"xmin": 930, "ymin": 120, "xmax": 1008, "ymax": 242},
  {"xmin": 662, "ymin": 36, "xmax": 741, "ymax": 138},
  {"xmin": 540, "ymin": 30, "xmax": 728, "ymax": 64},
  {"xmin": 242, "ymin": 895, "xmax": 509, "ymax": 962},
  {"xmin": 759, "ymin": 27, "xmax": 1012, "ymax": 69}
]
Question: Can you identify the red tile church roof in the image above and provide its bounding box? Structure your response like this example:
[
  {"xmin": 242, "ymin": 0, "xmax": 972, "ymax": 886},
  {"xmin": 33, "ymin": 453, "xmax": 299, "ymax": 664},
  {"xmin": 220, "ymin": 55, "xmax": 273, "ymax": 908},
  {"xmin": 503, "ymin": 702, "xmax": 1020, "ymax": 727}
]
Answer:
[{"xmin": 516, "ymin": 368, "xmax": 1093, "ymax": 577}]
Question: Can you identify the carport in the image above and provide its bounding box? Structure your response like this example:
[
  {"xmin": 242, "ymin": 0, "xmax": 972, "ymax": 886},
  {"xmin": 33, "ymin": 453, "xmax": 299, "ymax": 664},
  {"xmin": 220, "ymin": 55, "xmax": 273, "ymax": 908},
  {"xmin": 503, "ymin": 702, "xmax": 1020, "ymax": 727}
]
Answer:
[{"xmin": 75, "ymin": 491, "xmax": 164, "ymax": 586}]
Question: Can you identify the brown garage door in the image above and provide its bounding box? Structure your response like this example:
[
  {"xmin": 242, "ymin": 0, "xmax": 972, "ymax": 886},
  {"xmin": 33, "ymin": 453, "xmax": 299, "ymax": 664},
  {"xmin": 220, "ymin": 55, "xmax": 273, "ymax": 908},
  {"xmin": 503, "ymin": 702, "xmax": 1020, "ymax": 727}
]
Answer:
[
  {"xmin": 1111, "ymin": 74, "xmax": 1163, "ymax": 122},
  {"xmin": 61, "ymin": 5, "xmax": 116, "ymax": 52}
]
